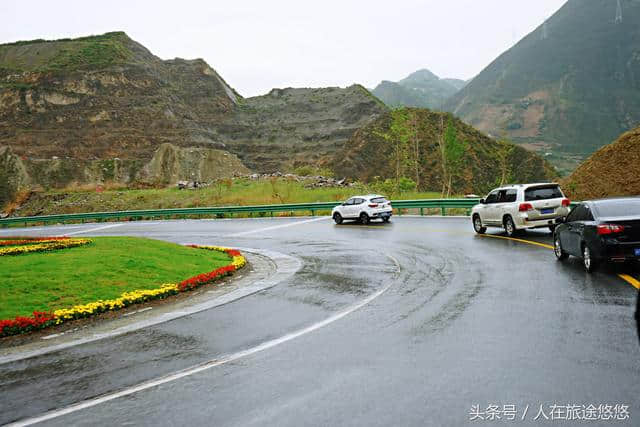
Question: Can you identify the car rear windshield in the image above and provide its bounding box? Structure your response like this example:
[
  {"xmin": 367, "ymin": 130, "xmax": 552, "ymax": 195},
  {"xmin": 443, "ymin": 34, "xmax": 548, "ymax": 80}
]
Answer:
[
  {"xmin": 524, "ymin": 185, "xmax": 563, "ymax": 201},
  {"xmin": 370, "ymin": 197, "xmax": 388, "ymax": 203},
  {"xmin": 592, "ymin": 199, "xmax": 640, "ymax": 218}
]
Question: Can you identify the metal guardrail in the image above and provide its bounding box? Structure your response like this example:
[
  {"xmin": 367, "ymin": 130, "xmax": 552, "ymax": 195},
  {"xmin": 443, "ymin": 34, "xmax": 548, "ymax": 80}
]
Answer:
[{"xmin": 0, "ymin": 198, "xmax": 482, "ymax": 228}]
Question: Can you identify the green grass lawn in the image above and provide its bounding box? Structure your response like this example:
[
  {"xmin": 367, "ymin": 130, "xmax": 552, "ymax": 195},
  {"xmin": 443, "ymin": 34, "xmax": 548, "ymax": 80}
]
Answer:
[{"xmin": 0, "ymin": 237, "xmax": 232, "ymax": 319}]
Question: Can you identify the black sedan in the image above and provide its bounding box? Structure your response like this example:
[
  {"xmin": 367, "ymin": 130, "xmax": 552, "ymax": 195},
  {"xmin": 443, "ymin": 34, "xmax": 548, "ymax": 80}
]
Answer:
[{"xmin": 553, "ymin": 197, "xmax": 640, "ymax": 272}]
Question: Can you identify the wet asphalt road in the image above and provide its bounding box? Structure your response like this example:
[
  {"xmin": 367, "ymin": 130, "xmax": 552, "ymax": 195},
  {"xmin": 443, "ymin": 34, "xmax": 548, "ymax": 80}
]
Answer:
[{"xmin": 1, "ymin": 216, "xmax": 639, "ymax": 426}]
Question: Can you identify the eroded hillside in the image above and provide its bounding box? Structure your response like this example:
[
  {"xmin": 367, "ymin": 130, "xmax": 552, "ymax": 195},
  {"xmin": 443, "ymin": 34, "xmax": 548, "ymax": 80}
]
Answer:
[
  {"xmin": 331, "ymin": 108, "xmax": 557, "ymax": 195},
  {"xmin": 0, "ymin": 32, "xmax": 386, "ymax": 194}
]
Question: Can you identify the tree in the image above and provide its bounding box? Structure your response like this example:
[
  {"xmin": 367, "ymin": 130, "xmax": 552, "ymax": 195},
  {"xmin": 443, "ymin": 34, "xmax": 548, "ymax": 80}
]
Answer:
[{"xmin": 441, "ymin": 117, "xmax": 468, "ymax": 197}]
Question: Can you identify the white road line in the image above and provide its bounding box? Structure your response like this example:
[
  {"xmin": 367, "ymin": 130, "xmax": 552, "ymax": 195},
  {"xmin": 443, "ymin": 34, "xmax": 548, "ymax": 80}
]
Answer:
[
  {"xmin": 9, "ymin": 254, "xmax": 400, "ymax": 427},
  {"xmin": 61, "ymin": 224, "xmax": 123, "ymax": 236},
  {"xmin": 228, "ymin": 216, "xmax": 328, "ymax": 237},
  {"xmin": 0, "ymin": 225, "xmax": 86, "ymax": 233}
]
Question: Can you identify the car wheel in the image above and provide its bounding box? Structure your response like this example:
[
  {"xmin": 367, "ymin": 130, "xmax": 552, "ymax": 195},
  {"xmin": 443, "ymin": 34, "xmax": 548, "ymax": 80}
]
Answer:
[
  {"xmin": 548, "ymin": 224, "xmax": 556, "ymax": 234},
  {"xmin": 333, "ymin": 212, "xmax": 343, "ymax": 225},
  {"xmin": 554, "ymin": 235, "xmax": 568, "ymax": 260},
  {"xmin": 504, "ymin": 216, "xmax": 517, "ymax": 237},
  {"xmin": 582, "ymin": 244, "xmax": 598, "ymax": 273},
  {"xmin": 359, "ymin": 212, "xmax": 370, "ymax": 225},
  {"xmin": 472, "ymin": 215, "xmax": 486, "ymax": 234}
]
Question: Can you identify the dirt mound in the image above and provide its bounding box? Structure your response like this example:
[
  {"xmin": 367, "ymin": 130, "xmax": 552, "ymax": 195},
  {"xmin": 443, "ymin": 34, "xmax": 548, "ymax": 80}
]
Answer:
[{"xmin": 563, "ymin": 126, "xmax": 640, "ymax": 200}]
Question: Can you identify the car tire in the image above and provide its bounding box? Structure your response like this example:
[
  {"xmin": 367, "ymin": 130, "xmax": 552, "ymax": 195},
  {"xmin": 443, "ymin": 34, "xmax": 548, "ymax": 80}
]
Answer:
[
  {"xmin": 472, "ymin": 215, "xmax": 486, "ymax": 234},
  {"xmin": 582, "ymin": 244, "xmax": 598, "ymax": 273},
  {"xmin": 554, "ymin": 235, "xmax": 568, "ymax": 260},
  {"xmin": 504, "ymin": 216, "xmax": 517, "ymax": 237},
  {"xmin": 548, "ymin": 224, "xmax": 556, "ymax": 234},
  {"xmin": 333, "ymin": 212, "xmax": 343, "ymax": 225},
  {"xmin": 359, "ymin": 212, "xmax": 370, "ymax": 225}
]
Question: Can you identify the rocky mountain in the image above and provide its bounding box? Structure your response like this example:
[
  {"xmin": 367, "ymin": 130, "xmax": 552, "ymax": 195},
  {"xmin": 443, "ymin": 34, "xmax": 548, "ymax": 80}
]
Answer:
[
  {"xmin": 0, "ymin": 32, "xmax": 386, "ymax": 193},
  {"xmin": 562, "ymin": 125, "xmax": 640, "ymax": 200},
  {"xmin": 331, "ymin": 108, "xmax": 557, "ymax": 195},
  {"xmin": 372, "ymin": 69, "xmax": 464, "ymax": 109},
  {"xmin": 220, "ymin": 85, "xmax": 386, "ymax": 172},
  {"xmin": 445, "ymin": 0, "xmax": 640, "ymax": 166}
]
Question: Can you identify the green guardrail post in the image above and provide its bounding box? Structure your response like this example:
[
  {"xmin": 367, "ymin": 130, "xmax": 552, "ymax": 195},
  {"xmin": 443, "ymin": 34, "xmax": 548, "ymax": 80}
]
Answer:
[
  {"xmin": 270, "ymin": 211, "xmax": 273, "ymax": 217},
  {"xmin": 311, "ymin": 209, "xmax": 315, "ymax": 216},
  {"xmin": 441, "ymin": 207, "xmax": 446, "ymax": 216},
  {"xmin": 420, "ymin": 208, "xmax": 424, "ymax": 216}
]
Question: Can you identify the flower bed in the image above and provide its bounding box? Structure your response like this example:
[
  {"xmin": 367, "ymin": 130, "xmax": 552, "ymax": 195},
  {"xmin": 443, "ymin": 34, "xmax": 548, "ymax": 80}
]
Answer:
[
  {"xmin": 0, "ymin": 236, "xmax": 70, "ymax": 246},
  {"xmin": 0, "ymin": 237, "xmax": 91, "ymax": 256},
  {"xmin": 0, "ymin": 245, "xmax": 246, "ymax": 337}
]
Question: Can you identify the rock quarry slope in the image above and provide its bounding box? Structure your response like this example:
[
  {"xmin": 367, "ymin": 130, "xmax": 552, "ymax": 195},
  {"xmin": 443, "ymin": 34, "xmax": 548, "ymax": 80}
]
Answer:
[{"xmin": 0, "ymin": 32, "xmax": 387, "ymax": 190}]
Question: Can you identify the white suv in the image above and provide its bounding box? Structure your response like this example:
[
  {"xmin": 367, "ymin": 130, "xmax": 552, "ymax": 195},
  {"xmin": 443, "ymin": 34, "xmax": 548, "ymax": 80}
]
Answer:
[
  {"xmin": 471, "ymin": 183, "xmax": 570, "ymax": 236},
  {"xmin": 332, "ymin": 195, "xmax": 392, "ymax": 224}
]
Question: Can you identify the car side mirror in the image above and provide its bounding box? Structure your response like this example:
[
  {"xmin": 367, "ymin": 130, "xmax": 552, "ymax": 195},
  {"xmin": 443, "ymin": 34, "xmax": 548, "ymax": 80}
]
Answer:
[
  {"xmin": 479, "ymin": 198, "xmax": 486, "ymax": 204},
  {"xmin": 556, "ymin": 217, "xmax": 565, "ymax": 224}
]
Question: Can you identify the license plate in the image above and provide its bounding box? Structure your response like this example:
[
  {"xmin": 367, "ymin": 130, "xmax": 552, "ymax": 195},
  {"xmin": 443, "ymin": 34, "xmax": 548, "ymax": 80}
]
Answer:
[
  {"xmin": 541, "ymin": 208, "xmax": 554, "ymax": 214},
  {"xmin": 635, "ymin": 248, "xmax": 640, "ymax": 256}
]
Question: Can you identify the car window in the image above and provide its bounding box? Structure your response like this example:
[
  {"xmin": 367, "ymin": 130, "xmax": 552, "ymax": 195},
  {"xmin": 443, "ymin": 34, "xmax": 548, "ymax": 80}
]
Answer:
[
  {"xmin": 370, "ymin": 197, "xmax": 388, "ymax": 203},
  {"xmin": 592, "ymin": 199, "xmax": 640, "ymax": 217},
  {"xmin": 485, "ymin": 190, "xmax": 499, "ymax": 204},
  {"xmin": 498, "ymin": 189, "xmax": 517, "ymax": 203},
  {"xmin": 567, "ymin": 204, "xmax": 592, "ymax": 222},
  {"xmin": 584, "ymin": 205, "xmax": 594, "ymax": 221},
  {"xmin": 565, "ymin": 204, "xmax": 582, "ymax": 222},
  {"xmin": 344, "ymin": 198, "xmax": 355, "ymax": 205},
  {"xmin": 524, "ymin": 185, "xmax": 563, "ymax": 201},
  {"xmin": 354, "ymin": 198, "xmax": 365, "ymax": 205}
]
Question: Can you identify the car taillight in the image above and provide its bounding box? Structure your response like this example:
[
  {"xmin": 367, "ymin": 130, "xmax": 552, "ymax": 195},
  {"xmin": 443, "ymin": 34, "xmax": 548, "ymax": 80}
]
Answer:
[
  {"xmin": 561, "ymin": 198, "xmax": 571, "ymax": 207},
  {"xmin": 368, "ymin": 203, "xmax": 378, "ymax": 208},
  {"xmin": 597, "ymin": 224, "xmax": 625, "ymax": 235},
  {"xmin": 518, "ymin": 203, "xmax": 533, "ymax": 212}
]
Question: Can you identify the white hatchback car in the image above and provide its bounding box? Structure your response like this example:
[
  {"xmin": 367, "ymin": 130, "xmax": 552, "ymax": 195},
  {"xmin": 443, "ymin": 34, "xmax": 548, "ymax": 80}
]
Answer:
[
  {"xmin": 471, "ymin": 183, "xmax": 571, "ymax": 236},
  {"xmin": 332, "ymin": 195, "xmax": 392, "ymax": 224}
]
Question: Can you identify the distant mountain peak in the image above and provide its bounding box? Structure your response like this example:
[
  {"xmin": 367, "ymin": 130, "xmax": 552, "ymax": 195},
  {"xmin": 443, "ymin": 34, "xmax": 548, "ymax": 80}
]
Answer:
[
  {"xmin": 372, "ymin": 68, "xmax": 464, "ymax": 110},
  {"xmin": 401, "ymin": 68, "xmax": 439, "ymax": 83}
]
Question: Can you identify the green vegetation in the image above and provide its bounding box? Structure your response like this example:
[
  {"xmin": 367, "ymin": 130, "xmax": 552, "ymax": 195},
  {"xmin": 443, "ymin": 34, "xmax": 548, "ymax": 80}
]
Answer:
[
  {"xmin": 11, "ymin": 177, "xmax": 442, "ymax": 217},
  {"xmin": 442, "ymin": 118, "xmax": 469, "ymax": 196},
  {"xmin": 0, "ymin": 168, "xmax": 14, "ymax": 208},
  {"xmin": 0, "ymin": 31, "xmax": 133, "ymax": 72},
  {"xmin": 332, "ymin": 107, "xmax": 557, "ymax": 195},
  {"xmin": 0, "ymin": 237, "xmax": 231, "ymax": 318},
  {"xmin": 292, "ymin": 165, "xmax": 334, "ymax": 177}
]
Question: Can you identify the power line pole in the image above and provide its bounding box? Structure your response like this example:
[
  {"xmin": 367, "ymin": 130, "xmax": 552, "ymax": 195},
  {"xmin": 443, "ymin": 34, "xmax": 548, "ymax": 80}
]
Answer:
[{"xmin": 616, "ymin": 0, "xmax": 623, "ymax": 24}]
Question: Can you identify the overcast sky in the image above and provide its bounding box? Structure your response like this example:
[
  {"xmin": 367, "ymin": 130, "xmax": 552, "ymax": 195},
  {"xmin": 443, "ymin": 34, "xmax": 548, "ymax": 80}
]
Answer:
[{"xmin": 0, "ymin": 0, "xmax": 566, "ymax": 97}]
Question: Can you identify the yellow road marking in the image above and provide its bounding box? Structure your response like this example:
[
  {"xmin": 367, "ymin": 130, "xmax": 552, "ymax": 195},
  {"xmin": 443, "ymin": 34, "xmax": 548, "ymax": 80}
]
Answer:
[
  {"xmin": 618, "ymin": 274, "xmax": 640, "ymax": 289},
  {"xmin": 478, "ymin": 233, "xmax": 554, "ymax": 250},
  {"xmin": 336, "ymin": 224, "xmax": 392, "ymax": 229},
  {"xmin": 477, "ymin": 233, "xmax": 639, "ymax": 289},
  {"xmin": 338, "ymin": 221, "xmax": 640, "ymax": 289}
]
